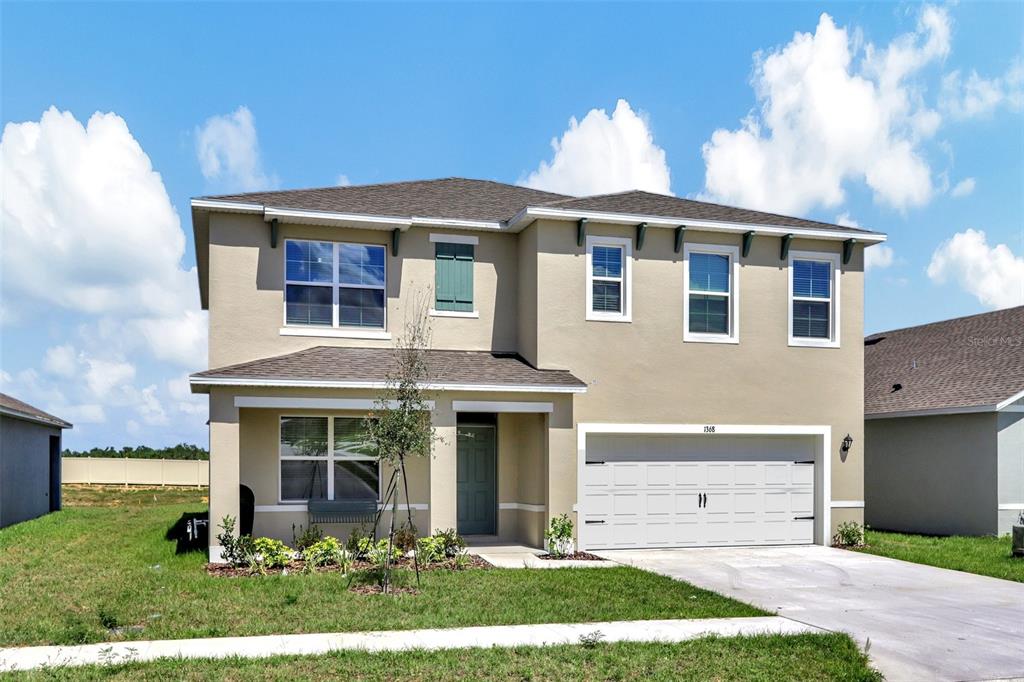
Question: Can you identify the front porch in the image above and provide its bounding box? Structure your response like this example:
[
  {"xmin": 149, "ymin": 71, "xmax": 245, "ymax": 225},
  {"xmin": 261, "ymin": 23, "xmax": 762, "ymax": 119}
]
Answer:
[{"xmin": 203, "ymin": 388, "xmax": 576, "ymax": 559}]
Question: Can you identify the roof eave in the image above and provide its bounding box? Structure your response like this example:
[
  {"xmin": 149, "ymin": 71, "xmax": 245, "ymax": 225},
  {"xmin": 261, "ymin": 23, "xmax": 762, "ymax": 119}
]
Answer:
[
  {"xmin": 510, "ymin": 206, "xmax": 887, "ymax": 243},
  {"xmin": 189, "ymin": 376, "xmax": 587, "ymax": 394},
  {"xmin": 0, "ymin": 405, "xmax": 72, "ymax": 429}
]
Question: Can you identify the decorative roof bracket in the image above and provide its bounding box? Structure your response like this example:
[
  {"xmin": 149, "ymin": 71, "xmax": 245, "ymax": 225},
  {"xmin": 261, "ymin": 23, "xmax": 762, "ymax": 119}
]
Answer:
[
  {"xmin": 635, "ymin": 222, "xmax": 648, "ymax": 250},
  {"xmin": 674, "ymin": 225, "xmax": 686, "ymax": 253},
  {"xmin": 742, "ymin": 231, "xmax": 755, "ymax": 258},
  {"xmin": 577, "ymin": 218, "xmax": 588, "ymax": 247},
  {"xmin": 780, "ymin": 233, "xmax": 793, "ymax": 260}
]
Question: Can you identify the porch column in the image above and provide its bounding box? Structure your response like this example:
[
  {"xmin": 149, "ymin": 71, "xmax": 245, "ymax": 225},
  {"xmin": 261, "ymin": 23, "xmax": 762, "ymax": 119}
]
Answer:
[
  {"xmin": 546, "ymin": 396, "xmax": 577, "ymax": 531},
  {"xmin": 429, "ymin": 398, "xmax": 458, "ymax": 533},
  {"xmin": 207, "ymin": 388, "xmax": 240, "ymax": 561}
]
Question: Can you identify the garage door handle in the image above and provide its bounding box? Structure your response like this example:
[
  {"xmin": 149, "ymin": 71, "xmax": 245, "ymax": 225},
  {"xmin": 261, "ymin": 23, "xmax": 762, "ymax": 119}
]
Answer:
[
  {"xmin": 793, "ymin": 516, "xmax": 814, "ymax": 520},
  {"xmin": 794, "ymin": 460, "xmax": 815, "ymax": 465},
  {"xmin": 587, "ymin": 461, "xmax": 606, "ymax": 465},
  {"xmin": 584, "ymin": 520, "xmax": 605, "ymax": 525}
]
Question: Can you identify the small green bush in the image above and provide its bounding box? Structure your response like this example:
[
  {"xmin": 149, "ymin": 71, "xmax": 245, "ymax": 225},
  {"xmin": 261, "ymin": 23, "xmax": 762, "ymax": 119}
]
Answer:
[
  {"xmin": 216, "ymin": 516, "xmax": 256, "ymax": 567},
  {"xmin": 833, "ymin": 521, "xmax": 865, "ymax": 547},
  {"xmin": 416, "ymin": 535, "xmax": 444, "ymax": 563},
  {"xmin": 304, "ymin": 536, "xmax": 349, "ymax": 571},
  {"xmin": 252, "ymin": 537, "xmax": 292, "ymax": 569},
  {"xmin": 545, "ymin": 514, "xmax": 575, "ymax": 558},
  {"xmin": 393, "ymin": 525, "xmax": 418, "ymax": 553},
  {"xmin": 366, "ymin": 538, "xmax": 403, "ymax": 566},
  {"xmin": 433, "ymin": 528, "xmax": 466, "ymax": 558},
  {"xmin": 292, "ymin": 523, "xmax": 324, "ymax": 552}
]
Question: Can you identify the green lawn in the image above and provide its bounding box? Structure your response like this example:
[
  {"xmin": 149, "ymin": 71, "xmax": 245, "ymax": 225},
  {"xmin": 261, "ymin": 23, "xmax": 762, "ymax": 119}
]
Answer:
[
  {"xmin": 855, "ymin": 529, "xmax": 1024, "ymax": 582},
  {"xmin": 0, "ymin": 486, "xmax": 762, "ymax": 646},
  {"xmin": 6, "ymin": 634, "xmax": 881, "ymax": 681}
]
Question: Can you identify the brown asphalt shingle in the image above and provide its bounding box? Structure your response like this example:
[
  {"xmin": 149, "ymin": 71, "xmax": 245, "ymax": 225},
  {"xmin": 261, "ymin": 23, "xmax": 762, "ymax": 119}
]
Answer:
[
  {"xmin": 539, "ymin": 190, "xmax": 869, "ymax": 233},
  {"xmin": 0, "ymin": 392, "xmax": 72, "ymax": 428},
  {"xmin": 191, "ymin": 346, "xmax": 586, "ymax": 390},
  {"xmin": 865, "ymin": 306, "xmax": 1024, "ymax": 416},
  {"xmin": 201, "ymin": 178, "xmax": 878, "ymax": 235},
  {"xmin": 202, "ymin": 178, "xmax": 569, "ymax": 223}
]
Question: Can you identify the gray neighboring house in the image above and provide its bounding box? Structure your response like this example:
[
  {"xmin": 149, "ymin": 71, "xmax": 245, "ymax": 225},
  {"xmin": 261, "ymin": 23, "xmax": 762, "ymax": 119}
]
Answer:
[
  {"xmin": 0, "ymin": 393, "xmax": 72, "ymax": 529},
  {"xmin": 864, "ymin": 307, "xmax": 1024, "ymax": 536}
]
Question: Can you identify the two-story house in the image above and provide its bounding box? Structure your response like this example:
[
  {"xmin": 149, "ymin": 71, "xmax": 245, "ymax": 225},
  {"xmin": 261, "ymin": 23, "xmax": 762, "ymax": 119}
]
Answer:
[{"xmin": 189, "ymin": 178, "xmax": 886, "ymax": 560}]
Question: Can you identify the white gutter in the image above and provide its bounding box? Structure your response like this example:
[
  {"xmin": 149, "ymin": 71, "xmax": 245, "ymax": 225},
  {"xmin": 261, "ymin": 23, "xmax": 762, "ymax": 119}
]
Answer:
[
  {"xmin": 0, "ymin": 406, "xmax": 72, "ymax": 429},
  {"xmin": 508, "ymin": 206, "xmax": 887, "ymax": 243},
  {"xmin": 192, "ymin": 199, "xmax": 885, "ymax": 242},
  {"xmin": 190, "ymin": 376, "xmax": 587, "ymax": 394}
]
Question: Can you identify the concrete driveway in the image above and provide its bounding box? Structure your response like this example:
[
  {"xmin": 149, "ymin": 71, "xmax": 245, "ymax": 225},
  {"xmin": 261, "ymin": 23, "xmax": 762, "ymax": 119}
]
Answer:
[{"xmin": 597, "ymin": 546, "xmax": 1024, "ymax": 682}]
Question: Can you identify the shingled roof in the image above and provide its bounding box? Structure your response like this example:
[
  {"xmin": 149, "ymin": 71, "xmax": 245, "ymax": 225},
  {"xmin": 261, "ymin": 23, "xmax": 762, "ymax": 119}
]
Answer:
[
  {"xmin": 865, "ymin": 306, "xmax": 1024, "ymax": 417},
  {"xmin": 199, "ymin": 177, "xmax": 878, "ymax": 235},
  {"xmin": 0, "ymin": 392, "xmax": 72, "ymax": 429},
  {"xmin": 191, "ymin": 346, "xmax": 587, "ymax": 393}
]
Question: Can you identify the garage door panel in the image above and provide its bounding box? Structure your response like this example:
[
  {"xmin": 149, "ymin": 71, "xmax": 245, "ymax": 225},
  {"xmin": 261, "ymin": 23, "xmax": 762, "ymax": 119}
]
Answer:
[{"xmin": 581, "ymin": 448, "xmax": 817, "ymax": 550}]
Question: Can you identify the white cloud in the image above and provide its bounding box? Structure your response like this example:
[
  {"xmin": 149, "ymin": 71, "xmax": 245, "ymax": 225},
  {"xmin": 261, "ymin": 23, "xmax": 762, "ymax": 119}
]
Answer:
[
  {"xmin": 701, "ymin": 6, "xmax": 950, "ymax": 215},
  {"xmin": 83, "ymin": 357, "xmax": 136, "ymax": 400},
  {"xmin": 43, "ymin": 344, "xmax": 78, "ymax": 378},
  {"xmin": 950, "ymin": 177, "xmax": 976, "ymax": 198},
  {"xmin": 168, "ymin": 375, "xmax": 206, "ymax": 415},
  {"xmin": 865, "ymin": 244, "xmax": 896, "ymax": 271},
  {"xmin": 941, "ymin": 60, "xmax": 1024, "ymax": 120},
  {"xmin": 195, "ymin": 106, "xmax": 275, "ymax": 192},
  {"xmin": 520, "ymin": 99, "xmax": 671, "ymax": 196},
  {"xmin": 132, "ymin": 310, "xmax": 207, "ymax": 367},
  {"xmin": 336, "ymin": 174, "xmax": 351, "ymax": 187},
  {"xmin": 927, "ymin": 229, "xmax": 1024, "ymax": 309},
  {"xmin": 835, "ymin": 212, "xmax": 860, "ymax": 228}
]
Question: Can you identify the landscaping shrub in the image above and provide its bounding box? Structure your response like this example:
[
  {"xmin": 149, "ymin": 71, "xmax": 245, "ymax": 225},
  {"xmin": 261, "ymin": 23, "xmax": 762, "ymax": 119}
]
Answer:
[
  {"xmin": 433, "ymin": 528, "xmax": 466, "ymax": 558},
  {"xmin": 216, "ymin": 516, "xmax": 256, "ymax": 567},
  {"xmin": 545, "ymin": 514, "xmax": 575, "ymax": 558},
  {"xmin": 833, "ymin": 521, "xmax": 865, "ymax": 547},
  {"xmin": 304, "ymin": 536, "xmax": 349, "ymax": 572},
  {"xmin": 252, "ymin": 537, "xmax": 292, "ymax": 570},
  {"xmin": 292, "ymin": 523, "xmax": 324, "ymax": 552},
  {"xmin": 416, "ymin": 535, "xmax": 444, "ymax": 563},
  {"xmin": 393, "ymin": 524, "xmax": 418, "ymax": 553}
]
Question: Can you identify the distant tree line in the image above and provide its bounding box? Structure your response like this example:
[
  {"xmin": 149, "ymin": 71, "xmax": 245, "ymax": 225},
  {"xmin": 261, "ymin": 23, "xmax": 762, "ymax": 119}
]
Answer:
[{"xmin": 62, "ymin": 443, "xmax": 209, "ymax": 460}]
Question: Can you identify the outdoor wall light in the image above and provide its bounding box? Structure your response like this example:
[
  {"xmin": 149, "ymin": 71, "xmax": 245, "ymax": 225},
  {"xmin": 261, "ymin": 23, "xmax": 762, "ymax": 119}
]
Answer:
[{"xmin": 841, "ymin": 433, "xmax": 854, "ymax": 453}]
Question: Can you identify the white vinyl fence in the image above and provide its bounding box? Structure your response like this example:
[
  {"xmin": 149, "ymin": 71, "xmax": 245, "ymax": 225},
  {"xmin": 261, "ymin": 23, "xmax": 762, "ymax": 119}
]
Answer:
[{"xmin": 62, "ymin": 457, "xmax": 209, "ymax": 487}]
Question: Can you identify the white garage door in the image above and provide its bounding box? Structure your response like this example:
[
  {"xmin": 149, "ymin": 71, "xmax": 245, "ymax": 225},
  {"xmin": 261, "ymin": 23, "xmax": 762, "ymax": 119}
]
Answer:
[{"xmin": 579, "ymin": 434, "xmax": 816, "ymax": 550}]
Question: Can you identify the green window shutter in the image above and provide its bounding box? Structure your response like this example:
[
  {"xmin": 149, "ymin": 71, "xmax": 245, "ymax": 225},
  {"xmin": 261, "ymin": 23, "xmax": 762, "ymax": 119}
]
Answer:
[{"xmin": 435, "ymin": 242, "xmax": 474, "ymax": 312}]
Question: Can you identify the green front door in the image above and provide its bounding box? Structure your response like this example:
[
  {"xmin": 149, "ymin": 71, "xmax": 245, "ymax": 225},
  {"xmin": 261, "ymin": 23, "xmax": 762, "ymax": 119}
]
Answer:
[{"xmin": 457, "ymin": 425, "xmax": 496, "ymax": 535}]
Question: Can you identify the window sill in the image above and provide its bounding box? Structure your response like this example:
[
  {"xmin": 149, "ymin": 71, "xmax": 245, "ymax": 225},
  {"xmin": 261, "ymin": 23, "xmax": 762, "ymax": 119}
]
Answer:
[
  {"xmin": 789, "ymin": 337, "xmax": 840, "ymax": 349},
  {"xmin": 279, "ymin": 326, "xmax": 392, "ymax": 340},
  {"xmin": 585, "ymin": 313, "xmax": 632, "ymax": 323},
  {"xmin": 429, "ymin": 309, "xmax": 480, "ymax": 319},
  {"xmin": 684, "ymin": 332, "xmax": 739, "ymax": 344}
]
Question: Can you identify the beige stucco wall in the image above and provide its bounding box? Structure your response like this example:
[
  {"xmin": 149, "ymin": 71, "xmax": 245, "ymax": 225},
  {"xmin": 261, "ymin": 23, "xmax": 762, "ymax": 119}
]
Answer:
[
  {"xmin": 208, "ymin": 213, "xmax": 518, "ymax": 368},
  {"xmin": 865, "ymin": 413, "xmax": 998, "ymax": 535},
  {"xmin": 531, "ymin": 220, "xmax": 866, "ymax": 529},
  {"xmin": 203, "ymin": 214, "xmax": 868, "ymax": 546}
]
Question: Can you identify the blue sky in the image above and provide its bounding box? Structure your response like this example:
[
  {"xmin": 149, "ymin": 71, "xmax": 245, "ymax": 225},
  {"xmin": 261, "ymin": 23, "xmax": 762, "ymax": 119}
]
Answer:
[{"xmin": 2, "ymin": 2, "xmax": 1022, "ymax": 449}]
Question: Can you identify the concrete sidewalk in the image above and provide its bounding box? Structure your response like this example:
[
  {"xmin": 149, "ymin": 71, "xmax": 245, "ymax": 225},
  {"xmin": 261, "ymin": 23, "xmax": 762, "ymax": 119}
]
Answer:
[{"xmin": 0, "ymin": 616, "xmax": 820, "ymax": 671}]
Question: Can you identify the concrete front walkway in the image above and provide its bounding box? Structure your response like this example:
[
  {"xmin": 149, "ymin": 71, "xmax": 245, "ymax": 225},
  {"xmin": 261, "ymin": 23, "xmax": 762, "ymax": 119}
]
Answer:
[
  {"xmin": 597, "ymin": 546, "xmax": 1024, "ymax": 682},
  {"xmin": 467, "ymin": 542, "xmax": 611, "ymax": 568},
  {"xmin": 0, "ymin": 617, "xmax": 818, "ymax": 671}
]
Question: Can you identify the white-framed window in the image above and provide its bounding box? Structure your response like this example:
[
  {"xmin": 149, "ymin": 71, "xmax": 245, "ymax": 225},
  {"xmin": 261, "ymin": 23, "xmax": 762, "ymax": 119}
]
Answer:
[
  {"xmin": 284, "ymin": 239, "xmax": 387, "ymax": 331},
  {"xmin": 788, "ymin": 250, "xmax": 841, "ymax": 348},
  {"xmin": 279, "ymin": 416, "xmax": 380, "ymax": 503},
  {"xmin": 683, "ymin": 243, "xmax": 740, "ymax": 344},
  {"xmin": 585, "ymin": 235, "xmax": 632, "ymax": 322}
]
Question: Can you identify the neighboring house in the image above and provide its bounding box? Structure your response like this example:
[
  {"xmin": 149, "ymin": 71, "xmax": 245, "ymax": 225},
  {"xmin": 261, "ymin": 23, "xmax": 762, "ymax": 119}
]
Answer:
[
  {"xmin": 188, "ymin": 178, "xmax": 887, "ymax": 560},
  {"xmin": 864, "ymin": 307, "xmax": 1024, "ymax": 536},
  {"xmin": 0, "ymin": 393, "xmax": 71, "ymax": 529}
]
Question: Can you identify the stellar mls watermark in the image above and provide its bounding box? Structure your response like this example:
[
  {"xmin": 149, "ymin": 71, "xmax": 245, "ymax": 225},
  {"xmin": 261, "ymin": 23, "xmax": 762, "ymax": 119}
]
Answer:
[{"xmin": 967, "ymin": 335, "xmax": 1022, "ymax": 347}]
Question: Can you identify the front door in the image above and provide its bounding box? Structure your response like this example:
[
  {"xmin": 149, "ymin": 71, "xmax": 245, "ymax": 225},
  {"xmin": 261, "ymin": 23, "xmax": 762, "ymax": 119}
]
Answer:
[{"xmin": 457, "ymin": 424, "xmax": 496, "ymax": 535}]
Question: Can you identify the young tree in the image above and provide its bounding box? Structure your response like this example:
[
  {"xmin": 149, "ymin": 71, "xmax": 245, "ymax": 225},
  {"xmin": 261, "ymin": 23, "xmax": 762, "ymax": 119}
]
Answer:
[{"xmin": 364, "ymin": 292, "xmax": 440, "ymax": 592}]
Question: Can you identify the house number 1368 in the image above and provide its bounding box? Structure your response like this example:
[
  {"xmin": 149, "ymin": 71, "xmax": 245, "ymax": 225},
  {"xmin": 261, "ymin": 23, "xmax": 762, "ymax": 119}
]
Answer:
[{"xmin": 703, "ymin": 425, "xmax": 716, "ymax": 433}]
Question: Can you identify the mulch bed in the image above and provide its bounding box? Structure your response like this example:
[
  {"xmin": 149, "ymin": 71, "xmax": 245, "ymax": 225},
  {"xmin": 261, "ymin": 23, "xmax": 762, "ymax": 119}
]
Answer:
[
  {"xmin": 538, "ymin": 551, "xmax": 606, "ymax": 561},
  {"xmin": 349, "ymin": 585, "xmax": 420, "ymax": 596},
  {"xmin": 206, "ymin": 554, "xmax": 492, "ymax": 578}
]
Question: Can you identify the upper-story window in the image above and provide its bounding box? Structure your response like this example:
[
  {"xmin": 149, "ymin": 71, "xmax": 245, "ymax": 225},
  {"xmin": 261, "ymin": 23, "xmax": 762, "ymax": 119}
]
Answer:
[
  {"xmin": 788, "ymin": 251, "xmax": 840, "ymax": 348},
  {"xmin": 430, "ymin": 234, "xmax": 478, "ymax": 318},
  {"xmin": 586, "ymin": 235, "xmax": 632, "ymax": 322},
  {"xmin": 284, "ymin": 239, "xmax": 386, "ymax": 330},
  {"xmin": 683, "ymin": 243, "xmax": 740, "ymax": 344}
]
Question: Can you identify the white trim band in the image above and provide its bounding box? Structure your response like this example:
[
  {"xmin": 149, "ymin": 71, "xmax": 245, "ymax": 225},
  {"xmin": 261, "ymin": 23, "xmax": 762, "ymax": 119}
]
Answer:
[
  {"xmin": 498, "ymin": 502, "xmax": 546, "ymax": 512},
  {"xmin": 255, "ymin": 503, "xmax": 429, "ymax": 513},
  {"xmin": 453, "ymin": 401, "xmax": 554, "ymax": 413},
  {"xmin": 235, "ymin": 397, "xmax": 435, "ymax": 411},
  {"xmin": 428, "ymin": 309, "xmax": 480, "ymax": 319},
  {"xmin": 830, "ymin": 500, "xmax": 865, "ymax": 509},
  {"xmin": 280, "ymin": 327, "xmax": 392, "ymax": 340},
  {"xmin": 430, "ymin": 233, "xmax": 479, "ymax": 245},
  {"xmin": 192, "ymin": 377, "xmax": 587, "ymax": 394},
  {"xmin": 998, "ymin": 503, "xmax": 1024, "ymax": 511}
]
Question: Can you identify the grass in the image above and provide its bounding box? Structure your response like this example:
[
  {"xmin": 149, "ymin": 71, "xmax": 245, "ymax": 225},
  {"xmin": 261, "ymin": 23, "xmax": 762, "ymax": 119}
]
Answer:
[
  {"xmin": 0, "ymin": 485, "xmax": 763, "ymax": 647},
  {"xmin": 5, "ymin": 634, "xmax": 881, "ymax": 681},
  {"xmin": 854, "ymin": 529, "xmax": 1024, "ymax": 582}
]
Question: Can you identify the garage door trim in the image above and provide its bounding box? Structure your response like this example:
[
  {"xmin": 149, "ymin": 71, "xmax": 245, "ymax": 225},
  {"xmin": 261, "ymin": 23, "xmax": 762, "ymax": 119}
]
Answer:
[{"xmin": 576, "ymin": 423, "xmax": 831, "ymax": 549}]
